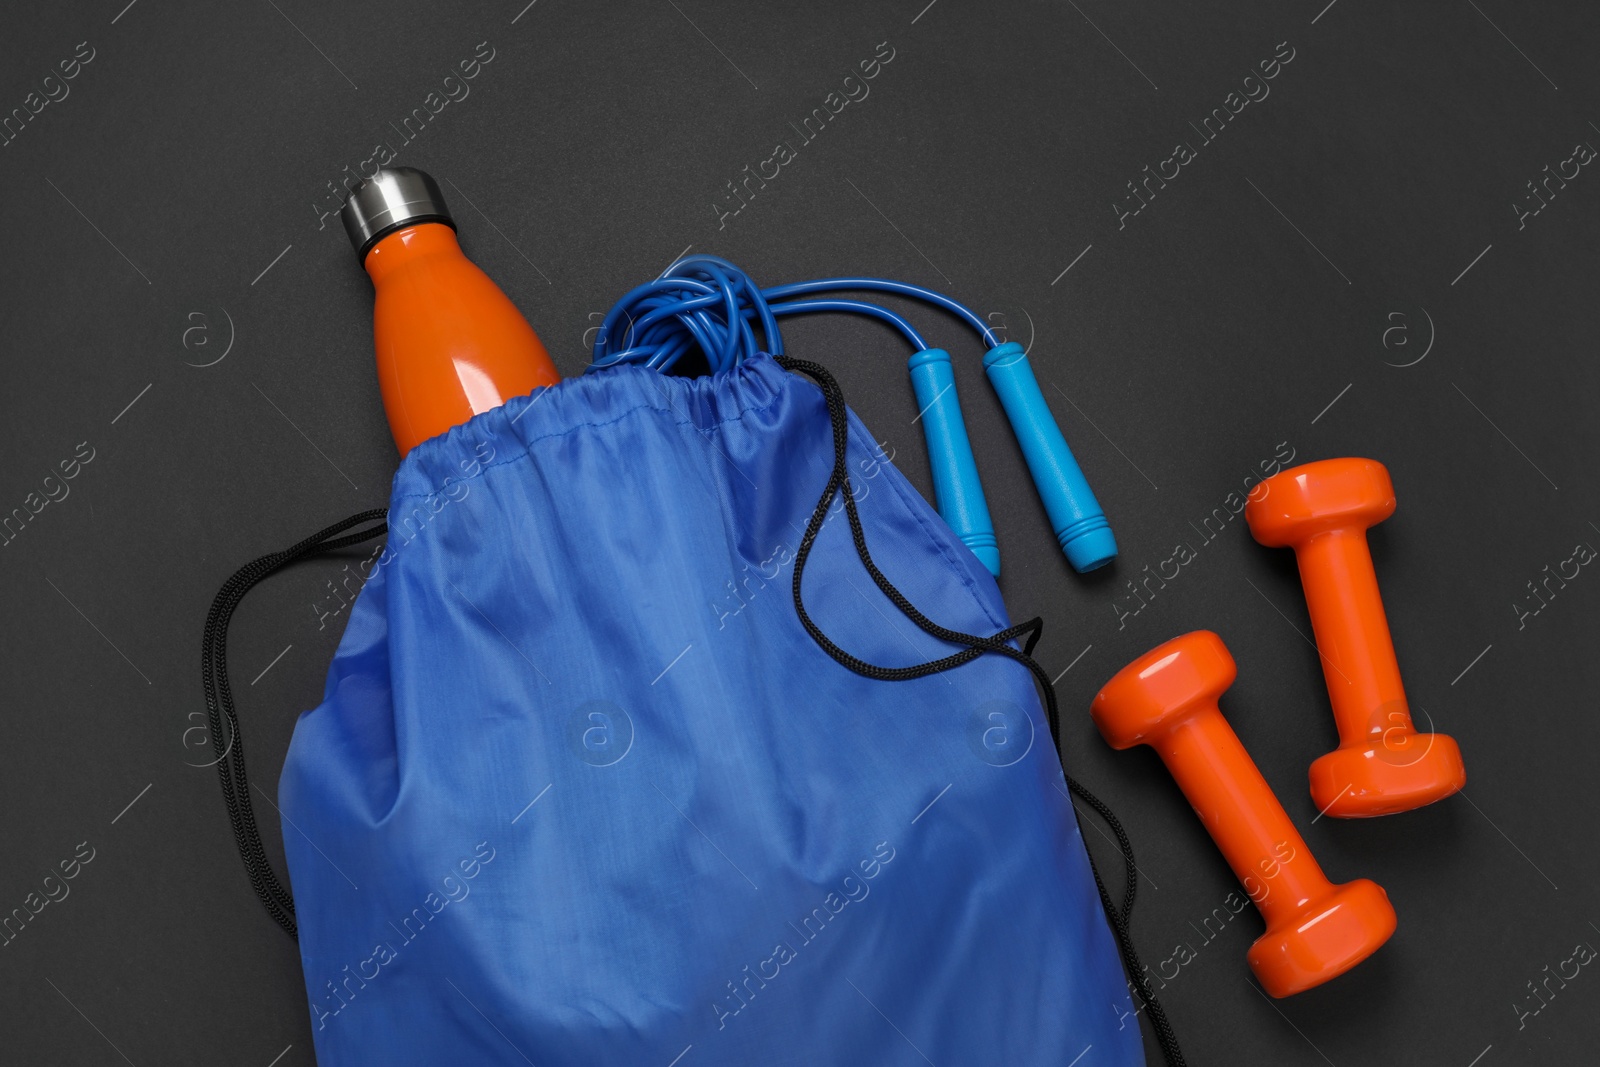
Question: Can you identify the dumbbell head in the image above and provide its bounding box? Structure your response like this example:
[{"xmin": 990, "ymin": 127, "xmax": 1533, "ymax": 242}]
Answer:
[
  {"xmin": 1248, "ymin": 877, "xmax": 1397, "ymax": 997},
  {"xmin": 1311, "ymin": 729, "xmax": 1467, "ymax": 817},
  {"xmin": 1245, "ymin": 458, "xmax": 1396, "ymax": 548},
  {"xmin": 1091, "ymin": 631, "xmax": 1235, "ymax": 749}
]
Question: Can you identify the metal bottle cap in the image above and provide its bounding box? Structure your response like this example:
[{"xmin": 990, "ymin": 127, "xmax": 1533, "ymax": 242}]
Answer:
[{"xmin": 340, "ymin": 166, "xmax": 455, "ymax": 260}]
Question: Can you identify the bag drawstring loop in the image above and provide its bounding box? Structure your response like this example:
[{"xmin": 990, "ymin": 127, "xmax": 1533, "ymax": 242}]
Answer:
[
  {"xmin": 776, "ymin": 356, "xmax": 1186, "ymax": 1067},
  {"xmin": 200, "ymin": 509, "xmax": 388, "ymax": 939}
]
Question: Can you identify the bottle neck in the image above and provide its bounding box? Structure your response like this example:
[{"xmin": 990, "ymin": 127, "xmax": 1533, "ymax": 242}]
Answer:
[{"xmin": 362, "ymin": 222, "xmax": 463, "ymax": 285}]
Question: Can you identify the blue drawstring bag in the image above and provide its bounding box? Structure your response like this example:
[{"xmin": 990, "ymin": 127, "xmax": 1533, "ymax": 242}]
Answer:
[{"xmin": 207, "ymin": 354, "xmax": 1176, "ymax": 1065}]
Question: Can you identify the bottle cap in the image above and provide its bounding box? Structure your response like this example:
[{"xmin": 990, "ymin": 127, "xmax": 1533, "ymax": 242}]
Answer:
[{"xmin": 340, "ymin": 167, "xmax": 455, "ymax": 260}]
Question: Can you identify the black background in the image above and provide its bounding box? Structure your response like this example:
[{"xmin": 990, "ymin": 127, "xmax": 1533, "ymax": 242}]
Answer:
[{"xmin": 2, "ymin": 1, "xmax": 1597, "ymax": 1064}]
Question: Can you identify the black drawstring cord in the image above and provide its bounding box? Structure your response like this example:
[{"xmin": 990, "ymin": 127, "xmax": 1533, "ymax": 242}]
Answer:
[
  {"xmin": 775, "ymin": 355, "xmax": 1186, "ymax": 1067},
  {"xmin": 200, "ymin": 509, "xmax": 388, "ymax": 940}
]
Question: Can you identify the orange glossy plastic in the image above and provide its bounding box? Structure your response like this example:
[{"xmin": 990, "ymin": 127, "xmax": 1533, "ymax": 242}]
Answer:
[
  {"xmin": 1246, "ymin": 458, "xmax": 1466, "ymax": 817},
  {"xmin": 1091, "ymin": 631, "xmax": 1397, "ymax": 998},
  {"xmin": 363, "ymin": 222, "xmax": 560, "ymax": 456}
]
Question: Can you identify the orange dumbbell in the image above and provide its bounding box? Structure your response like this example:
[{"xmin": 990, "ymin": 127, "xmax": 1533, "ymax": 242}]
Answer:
[
  {"xmin": 1092, "ymin": 631, "xmax": 1396, "ymax": 997},
  {"xmin": 1246, "ymin": 458, "xmax": 1466, "ymax": 817}
]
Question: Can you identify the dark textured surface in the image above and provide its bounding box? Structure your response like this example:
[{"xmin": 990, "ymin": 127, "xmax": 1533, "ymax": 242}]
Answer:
[{"xmin": 1, "ymin": 1, "xmax": 1596, "ymax": 1064}]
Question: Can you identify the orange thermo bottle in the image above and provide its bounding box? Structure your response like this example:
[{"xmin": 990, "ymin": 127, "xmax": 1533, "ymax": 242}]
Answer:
[{"xmin": 341, "ymin": 167, "xmax": 560, "ymax": 456}]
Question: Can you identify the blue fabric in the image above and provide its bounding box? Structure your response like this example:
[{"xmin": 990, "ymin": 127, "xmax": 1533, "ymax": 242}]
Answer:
[{"xmin": 280, "ymin": 354, "xmax": 1144, "ymax": 1066}]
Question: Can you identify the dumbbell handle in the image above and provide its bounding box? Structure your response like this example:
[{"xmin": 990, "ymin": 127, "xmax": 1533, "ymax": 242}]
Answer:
[
  {"xmin": 1292, "ymin": 529, "xmax": 1414, "ymax": 744},
  {"xmin": 1153, "ymin": 706, "xmax": 1335, "ymax": 926},
  {"xmin": 907, "ymin": 349, "xmax": 999, "ymax": 577},
  {"xmin": 982, "ymin": 342, "xmax": 1116, "ymax": 573}
]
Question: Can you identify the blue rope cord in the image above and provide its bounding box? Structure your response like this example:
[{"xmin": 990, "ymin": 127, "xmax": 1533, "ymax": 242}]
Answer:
[{"xmin": 586, "ymin": 254, "xmax": 992, "ymax": 374}]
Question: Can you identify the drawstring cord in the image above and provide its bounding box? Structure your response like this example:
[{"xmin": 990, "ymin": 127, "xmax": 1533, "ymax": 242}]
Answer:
[
  {"xmin": 201, "ymin": 361, "xmax": 1184, "ymax": 1064},
  {"xmin": 775, "ymin": 356, "xmax": 1186, "ymax": 1067},
  {"xmin": 200, "ymin": 509, "xmax": 388, "ymax": 939}
]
